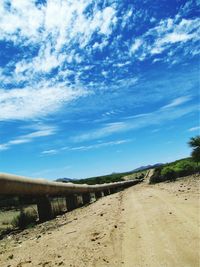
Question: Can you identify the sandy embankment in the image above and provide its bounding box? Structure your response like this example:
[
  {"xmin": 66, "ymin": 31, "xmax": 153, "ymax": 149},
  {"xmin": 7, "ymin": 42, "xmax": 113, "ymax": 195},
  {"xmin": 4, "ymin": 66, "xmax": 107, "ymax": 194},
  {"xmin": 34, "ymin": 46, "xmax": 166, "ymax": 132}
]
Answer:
[{"xmin": 0, "ymin": 175, "xmax": 199, "ymax": 267}]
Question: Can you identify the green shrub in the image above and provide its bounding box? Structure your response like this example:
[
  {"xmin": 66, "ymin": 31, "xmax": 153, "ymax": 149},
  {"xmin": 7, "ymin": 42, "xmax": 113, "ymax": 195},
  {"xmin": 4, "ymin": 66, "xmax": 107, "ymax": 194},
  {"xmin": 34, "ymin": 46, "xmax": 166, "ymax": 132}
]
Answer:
[
  {"xmin": 161, "ymin": 167, "xmax": 176, "ymax": 181},
  {"xmin": 174, "ymin": 161, "xmax": 196, "ymax": 177},
  {"xmin": 149, "ymin": 168, "xmax": 162, "ymax": 184},
  {"xmin": 11, "ymin": 210, "xmax": 37, "ymax": 229},
  {"xmin": 149, "ymin": 158, "xmax": 199, "ymax": 184}
]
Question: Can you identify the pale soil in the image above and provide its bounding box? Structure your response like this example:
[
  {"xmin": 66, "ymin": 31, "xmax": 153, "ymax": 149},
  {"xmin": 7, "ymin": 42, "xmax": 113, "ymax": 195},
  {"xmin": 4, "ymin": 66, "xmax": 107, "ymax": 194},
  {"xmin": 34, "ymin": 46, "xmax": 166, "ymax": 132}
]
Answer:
[{"xmin": 0, "ymin": 175, "xmax": 199, "ymax": 267}]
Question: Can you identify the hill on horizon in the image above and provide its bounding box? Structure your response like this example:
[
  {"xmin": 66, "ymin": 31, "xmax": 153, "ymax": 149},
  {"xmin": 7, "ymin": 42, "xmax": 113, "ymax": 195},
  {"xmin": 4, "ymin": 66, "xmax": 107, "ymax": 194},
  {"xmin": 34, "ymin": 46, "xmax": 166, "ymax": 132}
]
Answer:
[{"xmin": 55, "ymin": 163, "xmax": 163, "ymax": 184}]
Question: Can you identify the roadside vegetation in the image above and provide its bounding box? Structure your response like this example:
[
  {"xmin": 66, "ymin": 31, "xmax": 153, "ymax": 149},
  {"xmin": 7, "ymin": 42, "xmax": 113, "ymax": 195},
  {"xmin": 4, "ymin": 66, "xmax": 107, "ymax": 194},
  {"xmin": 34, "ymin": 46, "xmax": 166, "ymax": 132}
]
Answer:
[
  {"xmin": 73, "ymin": 169, "xmax": 146, "ymax": 185},
  {"xmin": 11, "ymin": 209, "xmax": 37, "ymax": 230},
  {"xmin": 150, "ymin": 136, "xmax": 200, "ymax": 184},
  {"xmin": 74, "ymin": 173, "xmax": 124, "ymax": 185},
  {"xmin": 149, "ymin": 158, "xmax": 199, "ymax": 183},
  {"xmin": 0, "ymin": 198, "xmax": 66, "ymax": 237},
  {"xmin": 0, "ymin": 206, "xmax": 38, "ymax": 238}
]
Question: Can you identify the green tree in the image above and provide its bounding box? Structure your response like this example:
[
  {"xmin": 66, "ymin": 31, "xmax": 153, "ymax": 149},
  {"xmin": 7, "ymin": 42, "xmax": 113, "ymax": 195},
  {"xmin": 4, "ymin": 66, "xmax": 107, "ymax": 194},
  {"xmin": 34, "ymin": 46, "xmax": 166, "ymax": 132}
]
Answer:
[{"xmin": 188, "ymin": 136, "xmax": 200, "ymax": 163}]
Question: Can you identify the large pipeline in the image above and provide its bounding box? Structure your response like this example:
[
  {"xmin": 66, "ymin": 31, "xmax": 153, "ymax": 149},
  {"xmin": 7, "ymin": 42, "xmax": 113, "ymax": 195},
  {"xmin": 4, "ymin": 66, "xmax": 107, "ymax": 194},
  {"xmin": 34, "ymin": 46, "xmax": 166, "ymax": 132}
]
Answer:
[{"xmin": 0, "ymin": 173, "xmax": 141, "ymax": 196}]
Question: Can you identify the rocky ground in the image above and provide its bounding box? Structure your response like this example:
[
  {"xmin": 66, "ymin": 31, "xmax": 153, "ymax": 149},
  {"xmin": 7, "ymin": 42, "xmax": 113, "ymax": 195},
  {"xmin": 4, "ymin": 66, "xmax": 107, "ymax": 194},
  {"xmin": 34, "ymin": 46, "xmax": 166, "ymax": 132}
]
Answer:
[{"xmin": 0, "ymin": 174, "xmax": 199, "ymax": 267}]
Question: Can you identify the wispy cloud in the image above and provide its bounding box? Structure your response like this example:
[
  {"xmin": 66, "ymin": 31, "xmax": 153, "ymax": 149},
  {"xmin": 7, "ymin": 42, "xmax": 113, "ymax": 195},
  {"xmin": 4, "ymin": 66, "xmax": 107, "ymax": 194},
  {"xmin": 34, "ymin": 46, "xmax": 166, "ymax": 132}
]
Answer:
[
  {"xmin": 188, "ymin": 126, "xmax": 200, "ymax": 132},
  {"xmin": 0, "ymin": 0, "xmax": 117, "ymax": 121},
  {"xmin": 0, "ymin": 0, "xmax": 199, "ymax": 124},
  {"xmin": 41, "ymin": 139, "xmax": 130, "ymax": 156},
  {"xmin": 130, "ymin": 16, "xmax": 200, "ymax": 62},
  {"xmin": 70, "ymin": 139, "xmax": 130, "ymax": 151},
  {"xmin": 0, "ymin": 124, "xmax": 57, "ymax": 151},
  {"xmin": 0, "ymin": 144, "xmax": 9, "ymax": 151},
  {"xmin": 42, "ymin": 149, "xmax": 58, "ymax": 155},
  {"xmin": 72, "ymin": 101, "xmax": 198, "ymax": 142},
  {"xmin": 0, "ymin": 85, "xmax": 87, "ymax": 120},
  {"xmin": 130, "ymin": 39, "xmax": 142, "ymax": 54},
  {"xmin": 72, "ymin": 122, "xmax": 127, "ymax": 142},
  {"xmin": 161, "ymin": 96, "xmax": 192, "ymax": 109}
]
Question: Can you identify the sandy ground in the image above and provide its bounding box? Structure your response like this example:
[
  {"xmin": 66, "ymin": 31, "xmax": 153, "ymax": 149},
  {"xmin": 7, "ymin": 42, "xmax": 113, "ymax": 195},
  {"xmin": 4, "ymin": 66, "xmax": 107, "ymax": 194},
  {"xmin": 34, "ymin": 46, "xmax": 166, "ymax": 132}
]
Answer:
[{"xmin": 0, "ymin": 175, "xmax": 199, "ymax": 267}]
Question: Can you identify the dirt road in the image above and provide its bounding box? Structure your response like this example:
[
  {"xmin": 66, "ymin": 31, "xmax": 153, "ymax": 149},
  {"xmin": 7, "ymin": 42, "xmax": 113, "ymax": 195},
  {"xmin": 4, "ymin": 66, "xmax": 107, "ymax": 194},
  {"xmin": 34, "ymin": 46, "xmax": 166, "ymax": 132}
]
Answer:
[
  {"xmin": 0, "ymin": 175, "xmax": 199, "ymax": 267},
  {"xmin": 121, "ymin": 179, "xmax": 199, "ymax": 267}
]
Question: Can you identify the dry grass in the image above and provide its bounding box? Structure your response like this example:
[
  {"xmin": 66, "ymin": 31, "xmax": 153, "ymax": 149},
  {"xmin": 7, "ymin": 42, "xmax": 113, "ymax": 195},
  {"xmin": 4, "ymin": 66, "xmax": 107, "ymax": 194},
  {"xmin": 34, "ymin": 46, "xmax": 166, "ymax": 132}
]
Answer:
[
  {"xmin": 0, "ymin": 205, "xmax": 37, "ymax": 232},
  {"xmin": 0, "ymin": 198, "xmax": 67, "ymax": 233}
]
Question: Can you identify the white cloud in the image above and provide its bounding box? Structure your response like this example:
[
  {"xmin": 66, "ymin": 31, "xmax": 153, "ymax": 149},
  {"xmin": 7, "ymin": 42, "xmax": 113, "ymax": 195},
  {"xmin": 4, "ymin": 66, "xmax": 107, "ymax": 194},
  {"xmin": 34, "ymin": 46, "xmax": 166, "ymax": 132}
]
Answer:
[
  {"xmin": 113, "ymin": 61, "xmax": 131, "ymax": 67},
  {"xmin": 188, "ymin": 126, "xmax": 200, "ymax": 132},
  {"xmin": 72, "ymin": 103, "xmax": 198, "ymax": 142},
  {"xmin": 15, "ymin": 50, "xmax": 65, "ymax": 77},
  {"xmin": 41, "ymin": 139, "xmax": 130, "ymax": 155},
  {"xmin": 0, "ymin": 0, "xmax": 118, "ymax": 92},
  {"xmin": 8, "ymin": 139, "xmax": 30, "ymax": 145},
  {"xmin": 24, "ymin": 126, "xmax": 57, "ymax": 138},
  {"xmin": 158, "ymin": 32, "xmax": 194, "ymax": 44},
  {"xmin": 130, "ymin": 16, "xmax": 200, "ymax": 61},
  {"xmin": 161, "ymin": 96, "xmax": 192, "ymax": 109},
  {"xmin": 0, "ymin": 124, "xmax": 57, "ymax": 151},
  {"xmin": 0, "ymin": 0, "xmax": 44, "ymax": 43},
  {"xmin": 0, "ymin": 144, "xmax": 9, "ymax": 151},
  {"xmin": 0, "ymin": 1, "xmax": 116, "ymax": 45},
  {"xmin": 42, "ymin": 149, "xmax": 58, "ymax": 155},
  {"xmin": 0, "ymin": 0, "xmax": 199, "ymax": 126},
  {"xmin": 0, "ymin": 0, "xmax": 119, "ymax": 123},
  {"xmin": 70, "ymin": 139, "xmax": 129, "ymax": 151},
  {"xmin": 93, "ymin": 39, "xmax": 109, "ymax": 50},
  {"xmin": 0, "ymin": 85, "xmax": 87, "ymax": 120},
  {"xmin": 130, "ymin": 39, "xmax": 142, "ymax": 54},
  {"xmin": 100, "ymin": 7, "xmax": 117, "ymax": 35},
  {"xmin": 73, "ymin": 121, "xmax": 127, "ymax": 142},
  {"xmin": 179, "ymin": 0, "xmax": 200, "ymax": 17}
]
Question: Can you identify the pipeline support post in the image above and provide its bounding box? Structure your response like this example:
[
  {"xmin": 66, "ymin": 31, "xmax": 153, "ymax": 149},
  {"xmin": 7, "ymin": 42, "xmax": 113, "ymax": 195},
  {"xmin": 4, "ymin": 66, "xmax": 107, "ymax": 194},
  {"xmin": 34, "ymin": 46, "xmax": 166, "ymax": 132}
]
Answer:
[
  {"xmin": 110, "ymin": 188, "xmax": 116, "ymax": 194},
  {"xmin": 89, "ymin": 192, "xmax": 96, "ymax": 203},
  {"xmin": 95, "ymin": 191, "xmax": 104, "ymax": 199},
  {"xmin": 82, "ymin": 193, "xmax": 91, "ymax": 204},
  {"xmin": 66, "ymin": 194, "xmax": 78, "ymax": 211},
  {"xmin": 76, "ymin": 194, "xmax": 84, "ymax": 207},
  {"xmin": 36, "ymin": 195, "xmax": 53, "ymax": 222},
  {"xmin": 104, "ymin": 189, "xmax": 110, "ymax": 196},
  {"xmin": 82, "ymin": 192, "xmax": 97, "ymax": 204},
  {"xmin": 115, "ymin": 187, "xmax": 123, "ymax": 192}
]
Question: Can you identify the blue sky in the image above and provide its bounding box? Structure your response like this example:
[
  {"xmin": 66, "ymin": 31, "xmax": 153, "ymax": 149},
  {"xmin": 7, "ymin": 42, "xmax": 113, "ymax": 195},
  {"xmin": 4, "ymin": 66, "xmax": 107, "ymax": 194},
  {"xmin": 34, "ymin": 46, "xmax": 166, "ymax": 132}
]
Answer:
[{"xmin": 0, "ymin": 0, "xmax": 199, "ymax": 179}]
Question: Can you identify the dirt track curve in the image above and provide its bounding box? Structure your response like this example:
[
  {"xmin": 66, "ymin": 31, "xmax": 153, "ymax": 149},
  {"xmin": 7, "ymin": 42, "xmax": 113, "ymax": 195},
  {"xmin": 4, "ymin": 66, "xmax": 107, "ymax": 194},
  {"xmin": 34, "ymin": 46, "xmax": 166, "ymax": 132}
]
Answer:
[{"xmin": 0, "ymin": 175, "xmax": 199, "ymax": 267}]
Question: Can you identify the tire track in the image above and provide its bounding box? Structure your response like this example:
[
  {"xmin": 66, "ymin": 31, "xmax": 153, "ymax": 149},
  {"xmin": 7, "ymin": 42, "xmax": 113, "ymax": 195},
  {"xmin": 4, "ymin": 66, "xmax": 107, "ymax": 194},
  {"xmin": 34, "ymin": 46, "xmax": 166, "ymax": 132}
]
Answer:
[{"xmin": 121, "ymin": 183, "xmax": 200, "ymax": 267}]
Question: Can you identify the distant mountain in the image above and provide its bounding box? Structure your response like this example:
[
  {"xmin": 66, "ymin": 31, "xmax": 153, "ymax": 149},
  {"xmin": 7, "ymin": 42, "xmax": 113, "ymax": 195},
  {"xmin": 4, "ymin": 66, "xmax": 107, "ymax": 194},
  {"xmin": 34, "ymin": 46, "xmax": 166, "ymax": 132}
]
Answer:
[
  {"xmin": 55, "ymin": 178, "xmax": 75, "ymax": 183},
  {"xmin": 55, "ymin": 163, "xmax": 163, "ymax": 183},
  {"xmin": 132, "ymin": 163, "xmax": 163, "ymax": 172}
]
